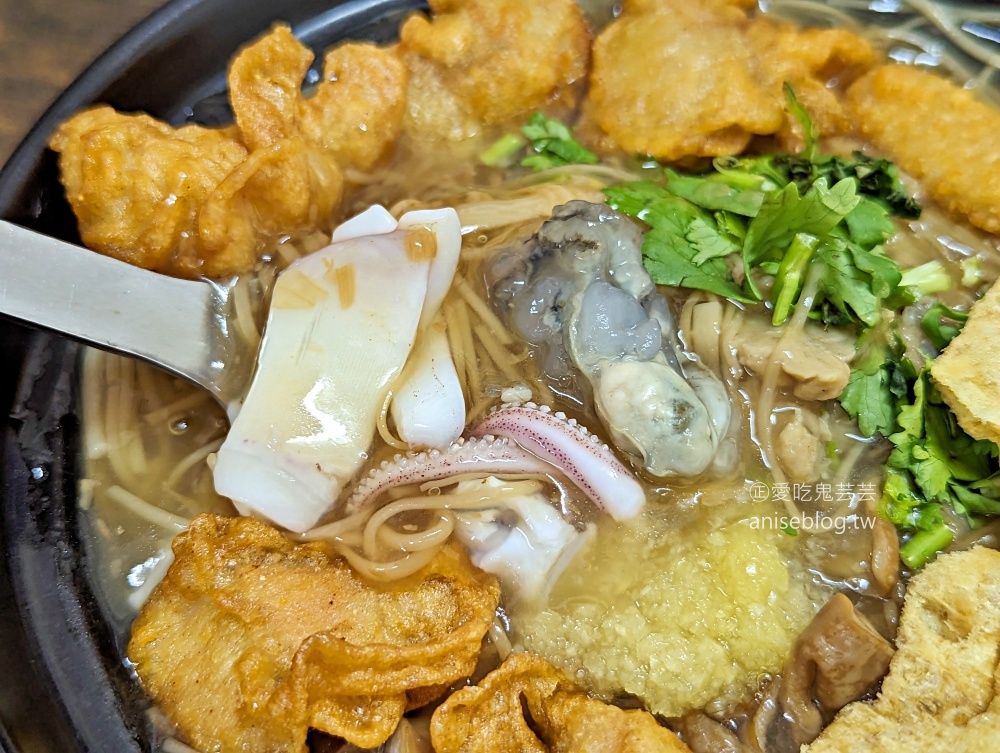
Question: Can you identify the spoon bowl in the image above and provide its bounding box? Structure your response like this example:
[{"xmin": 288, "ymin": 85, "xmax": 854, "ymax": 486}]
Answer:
[{"xmin": 0, "ymin": 220, "xmax": 255, "ymax": 415}]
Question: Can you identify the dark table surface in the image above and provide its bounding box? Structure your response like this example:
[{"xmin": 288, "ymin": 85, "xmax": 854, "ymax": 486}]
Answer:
[{"xmin": 0, "ymin": 0, "xmax": 167, "ymax": 166}]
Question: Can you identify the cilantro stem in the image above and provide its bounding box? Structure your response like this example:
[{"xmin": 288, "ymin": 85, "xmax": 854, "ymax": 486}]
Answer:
[
  {"xmin": 899, "ymin": 523, "xmax": 954, "ymax": 569},
  {"xmin": 784, "ymin": 83, "xmax": 818, "ymax": 162},
  {"xmin": 771, "ymin": 233, "xmax": 818, "ymax": 325},
  {"xmin": 479, "ymin": 133, "xmax": 526, "ymax": 167}
]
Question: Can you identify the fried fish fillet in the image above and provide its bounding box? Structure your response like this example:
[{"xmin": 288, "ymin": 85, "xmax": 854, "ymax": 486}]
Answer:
[
  {"xmin": 583, "ymin": 0, "xmax": 875, "ymax": 162},
  {"xmin": 399, "ymin": 0, "xmax": 590, "ymax": 140},
  {"xmin": 129, "ymin": 514, "xmax": 499, "ymax": 752},
  {"xmin": 430, "ymin": 653, "xmax": 692, "ymax": 752},
  {"xmin": 848, "ymin": 65, "xmax": 1000, "ymax": 235},
  {"xmin": 931, "ymin": 277, "xmax": 1000, "ymax": 446},
  {"xmin": 804, "ymin": 547, "xmax": 1000, "ymax": 752}
]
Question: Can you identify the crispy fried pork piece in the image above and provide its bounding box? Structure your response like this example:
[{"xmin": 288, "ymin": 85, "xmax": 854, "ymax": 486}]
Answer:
[
  {"xmin": 804, "ymin": 547, "xmax": 1000, "ymax": 752},
  {"xmin": 931, "ymin": 278, "xmax": 1000, "ymax": 446},
  {"xmin": 583, "ymin": 0, "xmax": 876, "ymax": 162},
  {"xmin": 229, "ymin": 23, "xmax": 407, "ymax": 171},
  {"xmin": 398, "ymin": 0, "xmax": 590, "ymax": 140},
  {"xmin": 848, "ymin": 65, "xmax": 1000, "ymax": 234},
  {"xmin": 430, "ymin": 653, "xmax": 692, "ymax": 752},
  {"xmin": 128, "ymin": 514, "xmax": 499, "ymax": 752},
  {"xmin": 48, "ymin": 106, "xmax": 251, "ymax": 277}
]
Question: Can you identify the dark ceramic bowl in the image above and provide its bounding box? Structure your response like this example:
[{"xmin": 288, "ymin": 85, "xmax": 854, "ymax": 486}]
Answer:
[
  {"xmin": 3, "ymin": 1, "xmax": 999, "ymax": 751},
  {"xmin": 0, "ymin": 2, "xmax": 421, "ymax": 750}
]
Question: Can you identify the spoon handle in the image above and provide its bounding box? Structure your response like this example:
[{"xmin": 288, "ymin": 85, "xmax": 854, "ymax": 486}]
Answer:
[{"xmin": 0, "ymin": 220, "xmax": 252, "ymax": 412}]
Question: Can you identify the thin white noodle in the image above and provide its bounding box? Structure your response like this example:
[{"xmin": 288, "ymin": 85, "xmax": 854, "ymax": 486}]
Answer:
[
  {"xmin": 905, "ymin": 0, "xmax": 1000, "ymax": 71},
  {"xmin": 443, "ymin": 301, "xmax": 469, "ymax": 398},
  {"xmin": 376, "ymin": 389, "xmax": 410, "ymax": 450},
  {"xmin": 532, "ymin": 378, "xmax": 556, "ymax": 407},
  {"xmin": 474, "ymin": 324, "xmax": 521, "ymax": 382},
  {"xmin": 369, "ymin": 512, "xmax": 455, "ymax": 557},
  {"xmin": 256, "ymin": 264, "xmax": 277, "ymax": 310},
  {"xmin": 136, "ymin": 362, "xmax": 165, "ymax": 417},
  {"xmin": 755, "ymin": 267, "xmax": 821, "ymax": 516},
  {"xmin": 164, "ymin": 439, "xmax": 224, "ymax": 491},
  {"xmin": 105, "ymin": 357, "xmax": 138, "ymax": 488},
  {"xmin": 831, "ymin": 442, "xmax": 870, "ymax": 518},
  {"xmin": 78, "ymin": 478, "xmax": 96, "ymax": 512},
  {"xmin": 333, "ymin": 542, "xmax": 440, "ymax": 582},
  {"xmin": 161, "ymin": 487, "xmax": 213, "ymax": 519},
  {"xmin": 233, "ymin": 277, "xmax": 259, "ymax": 346},
  {"xmin": 106, "ymin": 485, "xmax": 190, "ymax": 532},
  {"xmin": 143, "ymin": 391, "xmax": 210, "ymax": 427},
  {"xmin": 127, "ymin": 549, "xmax": 175, "ymax": 611},
  {"xmin": 274, "ymin": 239, "xmax": 300, "ymax": 265},
  {"xmin": 454, "ymin": 300, "xmax": 480, "ymax": 401},
  {"xmin": 419, "ymin": 473, "xmax": 546, "ymax": 493},
  {"xmin": 161, "ymin": 736, "xmax": 202, "ymax": 753},
  {"xmin": 329, "ymin": 481, "xmax": 542, "ymax": 581},
  {"xmin": 454, "ymin": 277, "xmax": 515, "ymax": 345},
  {"xmin": 509, "ymin": 163, "xmax": 641, "ymax": 187},
  {"xmin": 488, "ymin": 620, "xmax": 513, "ymax": 661},
  {"xmin": 120, "ymin": 360, "xmax": 149, "ymax": 476},
  {"xmin": 82, "ymin": 350, "xmax": 107, "ymax": 460}
]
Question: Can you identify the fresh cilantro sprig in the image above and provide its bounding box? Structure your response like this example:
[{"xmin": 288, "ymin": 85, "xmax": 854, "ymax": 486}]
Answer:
[
  {"xmin": 839, "ymin": 310, "xmax": 999, "ymax": 568},
  {"xmin": 887, "ymin": 369, "xmax": 1000, "ymax": 567},
  {"xmin": 603, "ymin": 161, "xmax": 915, "ymax": 327},
  {"xmin": 480, "ymin": 113, "xmax": 597, "ymax": 170},
  {"xmin": 602, "ymin": 86, "xmax": 928, "ymax": 329}
]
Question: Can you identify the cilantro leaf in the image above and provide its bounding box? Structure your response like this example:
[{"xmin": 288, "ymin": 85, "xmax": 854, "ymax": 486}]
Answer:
[
  {"xmin": 921, "ymin": 303, "xmax": 969, "ymax": 350},
  {"xmin": 845, "ymin": 197, "xmax": 895, "ymax": 249},
  {"xmin": 813, "ymin": 241, "xmax": 881, "ymax": 326},
  {"xmin": 849, "ymin": 244, "xmax": 903, "ymax": 300},
  {"xmin": 663, "ymin": 168, "xmax": 765, "ymax": 216},
  {"xmin": 743, "ymin": 178, "xmax": 860, "ymax": 274},
  {"xmin": 838, "ymin": 323, "xmax": 900, "ymax": 437},
  {"xmin": 604, "ymin": 184, "xmax": 753, "ymax": 302},
  {"xmin": 520, "ymin": 113, "xmax": 597, "ymax": 170},
  {"xmin": 688, "ymin": 216, "xmax": 740, "ymax": 265}
]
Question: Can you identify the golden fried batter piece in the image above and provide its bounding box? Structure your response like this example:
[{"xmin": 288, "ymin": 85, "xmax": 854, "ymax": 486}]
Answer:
[
  {"xmin": 430, "ymin": 653, "xmax": 691, "ymax": 752},
  {"xmin": 931, "ymin": 276, "xmax": 1000, "ymax": 445},
  {"xmin": 583, "ymin": 0, "xmax": 876, "ymax": 162},
  {"xmin": 848, "ymin": 64, "xmax": 1000, "ymax": 234},
  {"xmin": 399, "ymin": 0, "xmax": 590, "ymax": 140},
  {"xmin": 50, "ymin": 25, "xmax": 406, "ymax": 278},
  {"xmin": 229, "ymin": 23, "xmax": 407, "ymax": 172},
  {"xmin": 48, "ymin": 106, "xmax": 250, "ymax": 276},
  {"xmin": 300, "ymin": 43, "xmax": 409, "ymax": 172},
  {"xmin": 804, "ymin": 547, "xmax": 1000, "ymax": 752},
  {"xmin": 746, "ymin": 19, "xmax": 877, "ymax": 143},
  {"xmin": 129, "ymin": 514, "xmax": 499, "ymax": 752}
]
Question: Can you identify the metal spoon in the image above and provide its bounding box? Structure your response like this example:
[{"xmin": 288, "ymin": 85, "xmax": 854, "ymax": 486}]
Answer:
[{"xmin": 0, "ymin": 220, "xmax": 256, "ymax": 414}]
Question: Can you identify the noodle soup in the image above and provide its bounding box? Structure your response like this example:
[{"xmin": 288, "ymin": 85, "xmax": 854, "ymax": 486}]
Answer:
[{"xmin": 63, "ymin": 0, "xmax": 1000, "ymax": 751}]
